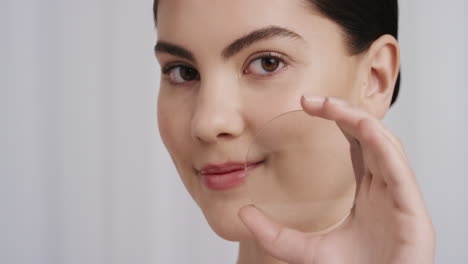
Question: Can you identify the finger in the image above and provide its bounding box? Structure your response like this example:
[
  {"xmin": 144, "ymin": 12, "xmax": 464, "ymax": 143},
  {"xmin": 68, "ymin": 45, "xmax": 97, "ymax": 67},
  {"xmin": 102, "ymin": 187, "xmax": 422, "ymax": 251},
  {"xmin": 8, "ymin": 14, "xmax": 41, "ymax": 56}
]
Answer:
[
  {"xmin": 238, "ymin": 205, "xmax": 313, "ymax": 263},
  {"xmin": 301, "ymin": 95, "xmax": 406, "ymax": 159},
  {"xmin": 358, "ymin": 119, "xmax": 425, "ymax": 214},
  {"xmin": 301, "ymin": 95, "xmax": 423, "ymax": 213},
  {"xmin": 300, "ymin": 95, "xmax": 385, "ymax": 195},
  {"xmin": 347, "ymin": 135, "xmax": 367, "ymax": 199},
  {"xmin": 338, "ymin": 127, "xmax": 367, "ymax": 197},
  {"xmin": 301, "ymin": 95, "xmax": 410, "ymax": 178}
]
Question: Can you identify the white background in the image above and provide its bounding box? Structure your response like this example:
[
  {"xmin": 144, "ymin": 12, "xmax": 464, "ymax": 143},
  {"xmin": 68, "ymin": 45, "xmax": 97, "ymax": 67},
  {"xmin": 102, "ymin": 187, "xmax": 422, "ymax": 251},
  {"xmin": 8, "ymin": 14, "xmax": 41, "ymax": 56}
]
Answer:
[{"xmin": 1, "ymin": 0, "xmax": 467, "ymax": 263}]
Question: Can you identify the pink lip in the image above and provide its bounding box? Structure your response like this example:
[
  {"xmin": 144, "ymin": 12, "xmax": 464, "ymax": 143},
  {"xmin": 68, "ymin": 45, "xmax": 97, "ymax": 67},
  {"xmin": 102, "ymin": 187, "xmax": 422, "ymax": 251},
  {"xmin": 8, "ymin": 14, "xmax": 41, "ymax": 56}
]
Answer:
[{"xmin": 199, "ymin": 161, "xmax": 264, "ymax": 190}]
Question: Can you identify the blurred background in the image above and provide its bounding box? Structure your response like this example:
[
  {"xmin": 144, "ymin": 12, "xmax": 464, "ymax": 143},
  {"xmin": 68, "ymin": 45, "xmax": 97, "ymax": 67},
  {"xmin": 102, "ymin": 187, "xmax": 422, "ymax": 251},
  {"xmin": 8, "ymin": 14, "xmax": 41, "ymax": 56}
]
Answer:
[{"xmin": 1, "ymin": 0, "xmax": 467, "ymax": 263}]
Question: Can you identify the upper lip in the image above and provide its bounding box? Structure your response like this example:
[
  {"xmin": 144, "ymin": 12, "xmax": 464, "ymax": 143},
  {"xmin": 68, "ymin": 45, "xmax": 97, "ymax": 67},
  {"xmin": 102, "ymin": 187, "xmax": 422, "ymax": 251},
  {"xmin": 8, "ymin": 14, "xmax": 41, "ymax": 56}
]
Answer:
[{"xmin": 199, "ymin": 160, "xmax": 264, "ymax": 175}]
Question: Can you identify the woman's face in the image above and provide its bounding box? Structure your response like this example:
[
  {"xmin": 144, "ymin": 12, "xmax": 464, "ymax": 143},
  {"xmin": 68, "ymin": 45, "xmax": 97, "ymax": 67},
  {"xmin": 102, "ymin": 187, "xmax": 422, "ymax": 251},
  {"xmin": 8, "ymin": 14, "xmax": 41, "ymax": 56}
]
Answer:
[{"xmin": 156, "ymin": 0, "xmax": 366, "ymax": 241}]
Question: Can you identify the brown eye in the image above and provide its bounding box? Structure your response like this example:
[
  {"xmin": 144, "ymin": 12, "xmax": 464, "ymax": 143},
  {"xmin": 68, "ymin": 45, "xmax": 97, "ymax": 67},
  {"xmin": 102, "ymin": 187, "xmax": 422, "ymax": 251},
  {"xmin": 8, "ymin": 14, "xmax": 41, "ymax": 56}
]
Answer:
[
  {"xmin": 261, "ymin": 57, "xmax": 280, "ymax": 72},
  {"xmin": 246, "ymin": 55, "xmax": 286, "ymax": 75},
  {"xmin": 179, "ymin": 67, "xmax": 199, "ymax": 81},
  {"xmin": 167, "ymin": 66, "xmax": 200, "ymax": 83}
]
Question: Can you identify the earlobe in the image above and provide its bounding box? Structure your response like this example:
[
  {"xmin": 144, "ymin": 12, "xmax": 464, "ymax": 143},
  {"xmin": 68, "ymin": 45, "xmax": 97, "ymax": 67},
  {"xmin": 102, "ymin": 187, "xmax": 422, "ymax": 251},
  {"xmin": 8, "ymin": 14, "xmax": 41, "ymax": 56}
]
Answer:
[{"xmin": 362, "ymin": 35, "xmax": 400, "ymax": 118}]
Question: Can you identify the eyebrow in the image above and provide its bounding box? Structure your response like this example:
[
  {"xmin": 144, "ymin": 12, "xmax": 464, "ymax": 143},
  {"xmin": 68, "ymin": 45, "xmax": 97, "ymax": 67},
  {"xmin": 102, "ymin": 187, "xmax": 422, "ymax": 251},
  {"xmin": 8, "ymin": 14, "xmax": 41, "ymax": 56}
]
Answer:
[
  {"xmin": 154, "ymin": 26, "xmax": 303, "ymax": 62},
  {"xmin": 154, "ymin": 41, "xmax": 196, "ymax": 62},
  {"xmin": 221, "ymin": 26, "xmax": 303, "ymax": 58}
]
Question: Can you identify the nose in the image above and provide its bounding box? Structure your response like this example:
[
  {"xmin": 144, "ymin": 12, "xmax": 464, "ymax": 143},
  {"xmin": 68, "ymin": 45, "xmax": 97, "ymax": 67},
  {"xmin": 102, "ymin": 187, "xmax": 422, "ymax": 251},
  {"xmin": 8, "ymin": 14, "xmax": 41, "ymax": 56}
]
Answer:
[{"xmin": 191, "ymin": 82, "xmax": 245, "ymax": 144}]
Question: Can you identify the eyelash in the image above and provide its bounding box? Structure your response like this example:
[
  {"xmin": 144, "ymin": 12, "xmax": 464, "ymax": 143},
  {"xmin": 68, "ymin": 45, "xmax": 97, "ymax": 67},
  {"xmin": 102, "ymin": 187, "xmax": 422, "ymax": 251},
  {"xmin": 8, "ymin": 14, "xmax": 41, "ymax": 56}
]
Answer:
[
  {"xmin": 243, "ymin": 51, "xmax": 289, "ymax": 75},
  {"xmin": 161, "ymin": 64, "xmax": 183, "ymax": 75},
  {"xmin": 161, "ymin": 51, "xmax": 289, "ymax": 86}
]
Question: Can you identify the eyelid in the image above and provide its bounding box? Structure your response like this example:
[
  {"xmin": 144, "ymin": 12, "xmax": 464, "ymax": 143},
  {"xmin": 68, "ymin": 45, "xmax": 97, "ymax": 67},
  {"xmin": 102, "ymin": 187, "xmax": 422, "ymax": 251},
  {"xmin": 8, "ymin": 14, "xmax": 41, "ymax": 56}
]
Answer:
[
  {"xmin": 160, "ymin": 62, "xmax": 200, "ymax": 87},
  {"xmin": 161, "ymin": 61, "xmax": 196, "ymax": 75},
  {"xmin": 242, "ymin": 51, "xmax": 292, "ymax": 73}
]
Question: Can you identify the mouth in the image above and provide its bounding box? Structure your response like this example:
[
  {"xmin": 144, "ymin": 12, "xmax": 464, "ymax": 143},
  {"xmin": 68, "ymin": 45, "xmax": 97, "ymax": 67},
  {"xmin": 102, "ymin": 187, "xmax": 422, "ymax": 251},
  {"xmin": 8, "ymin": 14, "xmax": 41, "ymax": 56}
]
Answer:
[{"xmin": 198, "ymin": 160, "xmax": 264, "ymax": 191}]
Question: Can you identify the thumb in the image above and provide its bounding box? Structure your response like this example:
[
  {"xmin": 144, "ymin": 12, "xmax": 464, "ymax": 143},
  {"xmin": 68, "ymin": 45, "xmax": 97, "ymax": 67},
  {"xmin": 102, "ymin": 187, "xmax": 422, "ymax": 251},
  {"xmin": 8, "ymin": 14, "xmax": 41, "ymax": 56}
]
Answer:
[{"xmin": 238, "ymin": 205, "xmax": 316, "ymax": 263}]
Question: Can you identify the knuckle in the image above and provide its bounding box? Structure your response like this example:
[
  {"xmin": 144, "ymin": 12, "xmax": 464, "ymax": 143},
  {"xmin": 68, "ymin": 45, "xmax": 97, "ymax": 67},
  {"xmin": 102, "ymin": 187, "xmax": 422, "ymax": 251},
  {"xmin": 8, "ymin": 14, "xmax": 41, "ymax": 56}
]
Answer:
[{"xmin": 322, "ymin": 97, "xmax": 334, "ymax": 116}]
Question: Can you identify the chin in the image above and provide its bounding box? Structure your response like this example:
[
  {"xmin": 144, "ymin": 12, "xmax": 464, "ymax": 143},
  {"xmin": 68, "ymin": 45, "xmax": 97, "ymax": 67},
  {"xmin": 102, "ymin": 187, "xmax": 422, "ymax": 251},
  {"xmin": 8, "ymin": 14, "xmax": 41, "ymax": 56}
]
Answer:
[
  {"xmin": 176, "ymin": 165, "xmax": 254, "ymax": 241},
  {"xmin": 198, "ymin": 193, "xmax": 254, "ymax": 242}
]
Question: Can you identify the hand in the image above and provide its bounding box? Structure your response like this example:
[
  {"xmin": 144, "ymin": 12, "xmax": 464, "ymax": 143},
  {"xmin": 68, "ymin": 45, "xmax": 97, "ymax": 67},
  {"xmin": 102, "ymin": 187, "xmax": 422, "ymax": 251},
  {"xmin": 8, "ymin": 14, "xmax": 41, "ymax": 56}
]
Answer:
[{"xmin": 238, "ymin": 95, "xmax": 435, "ymax": 264}]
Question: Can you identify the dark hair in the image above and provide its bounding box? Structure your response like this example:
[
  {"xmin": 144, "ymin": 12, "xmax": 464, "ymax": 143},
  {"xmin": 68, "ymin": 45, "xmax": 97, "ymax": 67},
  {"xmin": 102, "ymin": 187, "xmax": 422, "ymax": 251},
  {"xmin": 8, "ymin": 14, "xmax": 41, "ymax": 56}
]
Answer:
[{"xmin": 153, "ymin": 0, "xmax": 400, "ymax": 105}]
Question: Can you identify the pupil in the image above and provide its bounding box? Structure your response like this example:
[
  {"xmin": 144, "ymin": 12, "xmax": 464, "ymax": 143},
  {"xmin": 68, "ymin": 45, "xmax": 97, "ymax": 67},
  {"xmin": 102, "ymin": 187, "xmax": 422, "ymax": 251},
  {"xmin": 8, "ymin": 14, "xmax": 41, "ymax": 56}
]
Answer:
[
  {"xmin": 261, "ymin": 57, "xmax": 279, "ymax": 72},
  {"xmin": 180, "ymin": 67, "xmax": 197, "ymax": 81}
]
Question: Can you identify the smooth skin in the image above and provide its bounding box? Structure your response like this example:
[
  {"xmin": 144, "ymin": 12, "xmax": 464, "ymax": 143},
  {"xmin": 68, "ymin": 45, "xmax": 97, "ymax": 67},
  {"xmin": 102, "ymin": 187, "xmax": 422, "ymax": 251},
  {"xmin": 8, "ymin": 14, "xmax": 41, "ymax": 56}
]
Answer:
[
  {"xmin": 155, "ymin": 0, "xmax": 435, "ymax": 263},
  {"xmin": 238, "ymin": 95, "xmax": 436, "ymax": 264}
]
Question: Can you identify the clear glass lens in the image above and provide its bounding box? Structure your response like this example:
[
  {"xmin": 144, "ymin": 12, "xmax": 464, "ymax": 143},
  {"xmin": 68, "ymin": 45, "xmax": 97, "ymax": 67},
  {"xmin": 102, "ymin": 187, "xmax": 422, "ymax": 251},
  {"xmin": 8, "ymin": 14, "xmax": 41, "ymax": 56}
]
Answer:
[{"xmin": 244, "ymin": 110, "xmax": 356, "ymax": 233}]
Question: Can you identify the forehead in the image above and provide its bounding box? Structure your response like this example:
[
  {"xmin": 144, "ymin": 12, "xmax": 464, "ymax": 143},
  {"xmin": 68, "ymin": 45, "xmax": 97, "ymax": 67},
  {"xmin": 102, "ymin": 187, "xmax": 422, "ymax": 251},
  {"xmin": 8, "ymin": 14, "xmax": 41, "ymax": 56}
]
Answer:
[
  {"xmin": 157, "ymin": 0, "xmax": 317, "ymax": 43},
  {"xmin": 155, "ymin": 0, "xmax": 348, "ymax": 63}
]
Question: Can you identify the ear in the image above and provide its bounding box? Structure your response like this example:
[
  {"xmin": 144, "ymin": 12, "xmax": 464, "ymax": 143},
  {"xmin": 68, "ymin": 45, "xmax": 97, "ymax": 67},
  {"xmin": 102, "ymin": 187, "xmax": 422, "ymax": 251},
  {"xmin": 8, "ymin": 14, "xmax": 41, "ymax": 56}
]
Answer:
[{"xmin": 359, "ymin": 35, "xmax": 400, "ymax": 119}]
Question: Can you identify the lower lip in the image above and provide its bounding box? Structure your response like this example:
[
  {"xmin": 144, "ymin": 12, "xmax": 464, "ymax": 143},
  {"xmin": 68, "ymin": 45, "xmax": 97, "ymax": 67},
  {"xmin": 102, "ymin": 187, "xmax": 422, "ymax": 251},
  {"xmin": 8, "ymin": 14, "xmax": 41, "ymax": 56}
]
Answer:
[{"xmin": 201, "ymin": 162, "xmax": 263, "ymax": 191}]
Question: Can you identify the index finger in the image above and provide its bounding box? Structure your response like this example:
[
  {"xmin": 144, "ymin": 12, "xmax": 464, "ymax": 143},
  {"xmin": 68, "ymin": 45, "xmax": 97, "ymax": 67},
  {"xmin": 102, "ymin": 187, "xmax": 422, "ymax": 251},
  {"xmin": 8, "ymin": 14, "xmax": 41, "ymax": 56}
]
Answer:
[{"xmin": 300, "ymin": 95, "xmax": 423, "ymax": 213}]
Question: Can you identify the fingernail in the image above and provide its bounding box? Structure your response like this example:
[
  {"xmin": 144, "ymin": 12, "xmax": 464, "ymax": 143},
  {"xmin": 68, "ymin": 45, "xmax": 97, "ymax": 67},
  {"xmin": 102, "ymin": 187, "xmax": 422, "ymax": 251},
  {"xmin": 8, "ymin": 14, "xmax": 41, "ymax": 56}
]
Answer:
[{"xmin": 303, "ymin": 94, "xmax": 325, "ymax": 105}]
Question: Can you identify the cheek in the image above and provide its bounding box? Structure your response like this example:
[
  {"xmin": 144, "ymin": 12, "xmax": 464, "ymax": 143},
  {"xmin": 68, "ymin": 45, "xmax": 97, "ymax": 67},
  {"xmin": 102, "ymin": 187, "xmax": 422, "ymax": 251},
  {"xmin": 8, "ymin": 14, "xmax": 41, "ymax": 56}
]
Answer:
[
  {"xmin": 242, "ymin": 57, "xmax": 360, "ymax": 123},
  {"xmin": 157, "ymin": 108, "xmax": 175, "ymax": 151},
  {"xmin": 303, "ymin": 55, "xmax": 361, "ymax": 101},
  {"xmin": 241, "ymin": 67, "xmax": 315, "ymax": 127},
  {"xmin": 157, "ymin": 95, "xmax": 176, "ymax": 149},
  {"xmin": 157, "ymin": 92, "xmax": 193, "ymax": 173},
  {"xmin": 158, "ymin": 93, "xmax": 207, "ymax": 207}
]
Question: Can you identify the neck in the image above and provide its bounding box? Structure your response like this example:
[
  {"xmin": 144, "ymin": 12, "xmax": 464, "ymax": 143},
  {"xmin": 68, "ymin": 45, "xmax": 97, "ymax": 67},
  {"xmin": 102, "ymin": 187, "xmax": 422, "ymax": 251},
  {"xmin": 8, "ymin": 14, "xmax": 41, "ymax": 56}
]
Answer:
[{"xmin": 236, "ymin": 240, "xmax": 286, "ymax": 264}]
